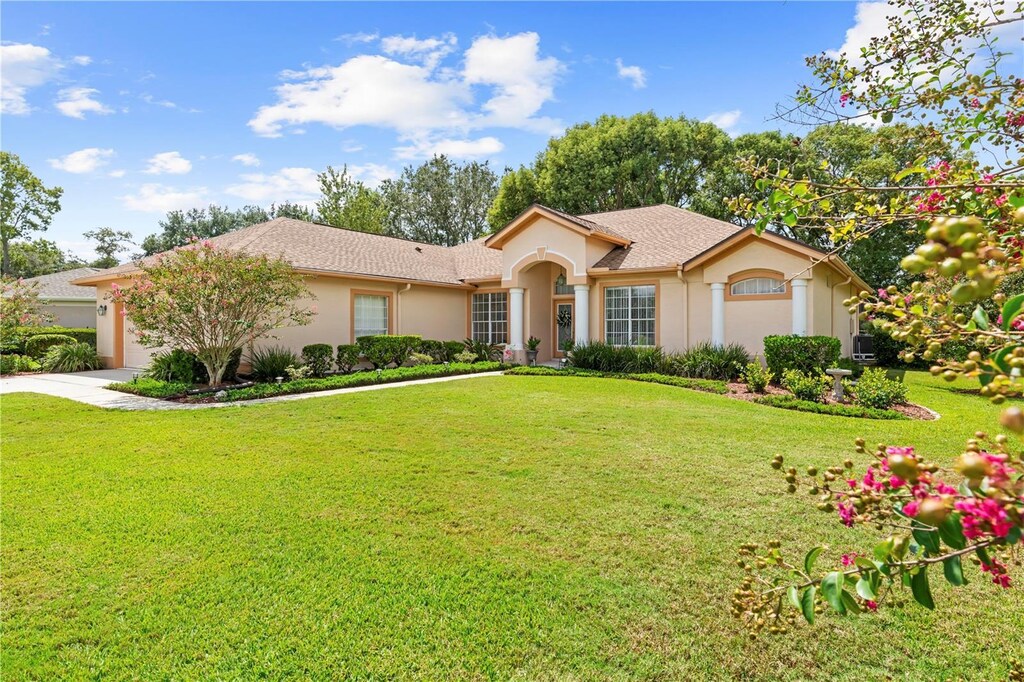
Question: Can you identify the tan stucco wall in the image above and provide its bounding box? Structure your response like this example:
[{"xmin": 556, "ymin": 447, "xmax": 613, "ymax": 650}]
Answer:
[{"xmin": 94, "ymin": 282, "xmax": 117, "ymax": 362}]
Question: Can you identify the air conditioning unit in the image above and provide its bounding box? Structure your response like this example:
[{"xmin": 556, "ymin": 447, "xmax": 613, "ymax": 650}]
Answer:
[{"xmin": 852, "ymin": 334, "xmax": 876, "ymax": 363}]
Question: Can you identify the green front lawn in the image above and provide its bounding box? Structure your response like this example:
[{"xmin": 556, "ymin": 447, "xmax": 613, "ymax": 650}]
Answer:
[{"xmin": 2, "ymin": 372, "xmax": 1019, "ymax": 679}]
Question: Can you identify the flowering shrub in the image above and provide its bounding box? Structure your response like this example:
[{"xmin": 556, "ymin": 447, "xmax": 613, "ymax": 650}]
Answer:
[
  {"xmin": 109, "ymin": 241, "xmax": 313, "ymax": 385},
  {"xmin": 742, "ymin": 360, "xmax": 773, "ymax": 393},
  {"xmin": 847, "ymin": 367, "xmax": 908, "ymax": 410},
  {"xmin": 781, "ymin": 369, "xmax": 830, "ymax": 402},
  {"xmin": 726, "ymin": 0, "xmax": 1023, "ymax": 641},
  {"xmin": 0, "ymin": 278, "xmax": 51, "ymax": 342}
]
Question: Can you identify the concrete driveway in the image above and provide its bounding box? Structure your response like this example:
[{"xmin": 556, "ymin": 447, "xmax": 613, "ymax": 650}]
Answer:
[{"xmin": 0, "ymin": 369, "xmax": 166, "ymax": 409}]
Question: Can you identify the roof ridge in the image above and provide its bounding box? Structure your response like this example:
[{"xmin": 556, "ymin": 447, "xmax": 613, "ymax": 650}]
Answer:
[{"xmin": 277, "ymin": 216, "xmax": 457, "ymax": 250}]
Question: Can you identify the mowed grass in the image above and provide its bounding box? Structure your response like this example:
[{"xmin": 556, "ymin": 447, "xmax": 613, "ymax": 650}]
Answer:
[{"xmin": 2, "ymin": 372, "xmax": 1021, "ymax": 680}]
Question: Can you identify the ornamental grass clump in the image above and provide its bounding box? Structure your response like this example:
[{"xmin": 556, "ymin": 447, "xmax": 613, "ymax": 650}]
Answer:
[
  {"xmin": 670, "ymin": 342, "xmax": 750, "ymax": 381},
  {"xmin": 41, "ymin": 342, "xmax": 102, "ymax": 373},
  {"xmin": 250, "ymin": 345, "xmax": 300, "ymax": 381}
]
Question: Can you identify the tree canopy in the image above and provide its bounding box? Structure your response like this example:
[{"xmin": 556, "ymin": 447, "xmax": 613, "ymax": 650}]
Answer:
[{"xmin": 0, "ymin": 152, "xmax": 63, "ymax": 277}]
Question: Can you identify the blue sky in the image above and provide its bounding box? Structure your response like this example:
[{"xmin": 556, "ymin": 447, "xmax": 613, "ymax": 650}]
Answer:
[{"xmin": 2, "ymin": 1, "xmax": 867, "ymax": 259}]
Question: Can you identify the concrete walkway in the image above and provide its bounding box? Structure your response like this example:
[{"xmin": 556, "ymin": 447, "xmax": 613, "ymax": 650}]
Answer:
[{"xmin": 0, "ymin": 370, "xmax": 503, "ymax": 411}]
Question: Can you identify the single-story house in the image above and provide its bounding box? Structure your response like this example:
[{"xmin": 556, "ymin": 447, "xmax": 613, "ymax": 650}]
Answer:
[
  {"xmin": 23, "ymin": 267, "xmax": 102, "ymax": 328},
  {"xmin": 73, "ymin": 204, "xmax": 869, "ymax": 369}
]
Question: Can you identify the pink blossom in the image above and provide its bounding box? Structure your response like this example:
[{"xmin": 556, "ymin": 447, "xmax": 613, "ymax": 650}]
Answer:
[
  {"xmin": 841, "ymin": 553, "xmax": 858, "ymax": 567},
  {"xmin": 969, "ymin": 97, "xmax": 981, "ymax": 109},
  {"xmin": 837, "ymin": 502, "xmax": 856, "ymax": 527},
  {"xmin": 839, "ymin": 92, "xmax": 852, "ymax": 107},
  {"xmin": 865, "ymin": 600, "xmax": 879, "ymax": 611},
  {"xmin": 877, "ymin": 288, "xmax": 890, "ymax": 300},
  {"xmin": 995, "ymin": 194, "xmax": 1008, "ymax": 207},
  {"xmin": 954, "ymin": 497, "xmax": 1013, "ymax": 539},
  {"xmin": 902, "ymin": 500, "xmax": 920, "ymax": 517},
  {"xmin": 980, "ymin": 558, "xmax": 1013, "ymax": 588}
]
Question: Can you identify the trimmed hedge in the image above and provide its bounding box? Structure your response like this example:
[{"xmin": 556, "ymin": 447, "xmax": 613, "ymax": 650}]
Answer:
[
  {"xmin": 336, "ymin": 344, "xmax": 361, "ymax": 373},
  {"xmin": 203, "ymin": 361, "xmax": 500, "ymax": 402},
  {"xmin": 3, "ymin": 326, "xmax": 97, "ymax": 354},
  {"xmin": 301, "ymin": 344, "xmax": 334, "ymax": 377},
  {"xmin": 763, "ymin": 335, "xmax": 841, "ymax": 378},
  {"xmin": 24, "ymin": 333, "xmax": 76, "ymax": 359},
  {"xmin": 357, "ymin": 335, "xmax": 421, "ymax": 369},
  {"xmin": 504, "ymin": 365, "xmax": 728, "ymax": 394},
  {"xmin": 754, "ymin": 395, "xmax": 907, "ymax": 420},
  {"xmin": 108, "ymin": 377, "xmax": 193, "ymax": 399}
]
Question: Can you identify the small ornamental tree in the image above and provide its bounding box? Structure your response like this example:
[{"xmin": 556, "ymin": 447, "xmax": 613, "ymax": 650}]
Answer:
[
  {"xmin": 1, "ymin": 277, "xmax": 52, "ymax": 341},
  {"xmin": 110, "ymin": 241, "xmax": 314, "ymax": 385},
  {"xmin": 726, "ymin": 0, "xmax": 1024, "ymax": 642}
]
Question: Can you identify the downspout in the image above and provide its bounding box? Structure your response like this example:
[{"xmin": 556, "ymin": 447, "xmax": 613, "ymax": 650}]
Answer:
[
  {"xmin": 829, "ymin": 275, "xmax": 853, "ymax": 346},
  {"xmin": 397, "ymin": 283, "xmax": 412, "ymax": 333},
  {"xmin": 677, "ymin": 265, "xmax": 689, "ymax": 348}
]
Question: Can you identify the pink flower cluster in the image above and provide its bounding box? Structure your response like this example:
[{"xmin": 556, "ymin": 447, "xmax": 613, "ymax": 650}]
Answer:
[
  {"xmin": 839, "ymin": 92, "xmax": 852, "ymax": 107},
  {"xmin": 915, "ymin": 190, "xmax": 947, "ymax": 213},
  {"xmin": 954, "ymin": 497, "xmax": 1013, "ymax": 539},
  {"xmin": 1006, "ymin": 111, "xmax": 1024, "ymax": 128},
  {"xmin": 981, "ymin": 558, "xmax": 1012, "ymax": 588}
]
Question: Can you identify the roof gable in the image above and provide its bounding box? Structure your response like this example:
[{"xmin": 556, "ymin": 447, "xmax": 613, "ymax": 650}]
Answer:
[{"xmin": 484, "ymin": 204, "xmax": 632, "ymax": 250}]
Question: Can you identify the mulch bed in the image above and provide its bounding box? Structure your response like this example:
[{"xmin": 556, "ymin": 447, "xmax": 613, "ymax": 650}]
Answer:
[{"xmin": 725, "ymin": 382, "xmax": 937, "ymax": 420}]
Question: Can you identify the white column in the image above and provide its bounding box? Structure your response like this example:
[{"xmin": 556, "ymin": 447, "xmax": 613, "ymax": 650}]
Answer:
[
  {"xmin": 710, "ymin": 282, "xmax": 726, "ymax": 346},
  {"xmin": 573, "ymin": 284, "xmax": 590, "ymax": 345},
  {"xmin": 792, "ymin": 279, "xmax": 808, "ymax": 336},
  {"xmin": 509, "ymin": 287, "xmax": 525, "ymax": 350}
]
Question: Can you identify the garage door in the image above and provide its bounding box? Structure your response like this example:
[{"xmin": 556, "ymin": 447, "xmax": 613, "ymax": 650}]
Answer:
[{"xmin": 124, "ymin": 326, "xmax": 155, "ymax": 368}]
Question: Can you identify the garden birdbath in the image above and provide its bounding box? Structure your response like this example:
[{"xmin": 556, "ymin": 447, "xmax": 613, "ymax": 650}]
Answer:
[{"xmin": 825, "ymin": 368, "xmax": 853, "ymax": 401}]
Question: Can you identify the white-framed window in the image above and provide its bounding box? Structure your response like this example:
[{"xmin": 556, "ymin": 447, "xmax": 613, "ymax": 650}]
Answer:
[
  {"xmin": 471, "ymin": 292, "xmax": 508, "ymax": 344},
  {"xmin": 354, "ymin": 294, "xmax": 389, "ymax": 337},
  {"xmin": 604, "ymin": 284, "xmax": 655, "ymax": 346},
  {"xmin": 730, "ymin": 277, "xmax": 786, "ymax": 296}
]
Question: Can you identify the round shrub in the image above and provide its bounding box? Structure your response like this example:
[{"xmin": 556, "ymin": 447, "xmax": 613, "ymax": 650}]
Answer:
[
  {"xmin": 336, "ymin": 344, "xmax": 361, "ymax": 373},
  {"xmin": 301, "ymin": 344, "xmax": 334, "ymax": 377},
  {"xmin": 848, "ymin": 367, "xmax": 908, "ymax": 409},
  {"xmin": 742, "ymin": 361, "xmax": 773, "ymax": 393},
  {"xmin": 408, "ymin": 352, "xmax": 435, "ymax": 366},
  {"xmin": 763, "ymin": 335, "xmax": 841, "ymax": 379},
  {"xmin": 24, "ymin": 333, "xmax": 76, "ymax": 359},
  {"xmin": 781, "ymin": 368, "xmax": 830, "ymax": 403},
  {"xmin": 454, "ymin": 350, "xmax": 478, "ymax": 364},
  {"xmin": 41, "ymin": 342, "xmax": 102, "ymax": 373}
]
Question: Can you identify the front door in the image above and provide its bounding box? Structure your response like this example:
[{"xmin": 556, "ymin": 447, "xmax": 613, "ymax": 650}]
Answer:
[{"xmin": 554, "ymin": 301, "xmax": 574, "ymax": 356}]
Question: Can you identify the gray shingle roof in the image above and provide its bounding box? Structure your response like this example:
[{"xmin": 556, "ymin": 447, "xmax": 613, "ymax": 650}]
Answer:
[
  {"xmin": 76, "ymin": 206, "xmax": 750, "ymax": 285},
  {"xmin": 23, "ymin": 267, "xmax": 102, "ymax": 300}
]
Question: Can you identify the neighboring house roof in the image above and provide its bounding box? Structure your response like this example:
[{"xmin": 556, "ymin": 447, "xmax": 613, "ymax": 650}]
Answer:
[
  {"xmin": 72, "ymin": 205, "xmax": 866, "ymax": 289},
  {"xmin": 23, "ymin": 267, "xmax": 101, "ymax": 301}
]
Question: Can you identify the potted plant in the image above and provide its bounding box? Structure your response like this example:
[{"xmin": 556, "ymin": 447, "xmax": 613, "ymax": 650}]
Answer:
[{"xmin": 525, "ymin": 336, "xmax": 541, "ymax": 365}]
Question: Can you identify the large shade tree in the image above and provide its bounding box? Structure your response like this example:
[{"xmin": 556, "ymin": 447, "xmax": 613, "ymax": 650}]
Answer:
[
  {"xmin": 110, "ymin": 242, "xmax": 314, "ymax": 385},
  {"xmin": 6, "ymin": 239, "xmax": 85, "ymax": 279},
  {"xmin": 0, "ymin": 152, "xmax": 63, "ymax": 277}
]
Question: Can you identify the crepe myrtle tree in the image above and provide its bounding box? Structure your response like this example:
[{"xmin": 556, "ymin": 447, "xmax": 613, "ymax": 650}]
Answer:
[
  {"xmin": 1, "ymin": 277, "xmax": 52, "ymax": 341},
  {"xmin": 726, "ymin": 0, "xmax": 1024, "ymax": 647},
  {"xmin": 109, "ymin": 240, "xmax": 314, "ymax": 385}
]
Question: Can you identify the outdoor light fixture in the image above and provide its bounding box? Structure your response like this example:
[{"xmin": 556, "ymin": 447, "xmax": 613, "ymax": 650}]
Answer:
[
  {"xmin": 132, "ymin": 372, "xmax": 139, "ymax": 384},
  {"xmin": 97, "ymin": 304, "xmax": 107, "ymax": 316},
  {"xmin": 275, "ymin": 376, "xmax": 283, "ymax": 384}
]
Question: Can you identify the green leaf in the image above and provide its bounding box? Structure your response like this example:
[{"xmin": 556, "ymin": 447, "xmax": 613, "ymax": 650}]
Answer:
[
  {"xmin": 800, "ymin": 586, "xmax": 816, "ymax": 624},
  {"xmin": 1006, "ymin": 525, "xmax": 1021, "ymax": 546},
  {"xmin": 937, "ymin": 513, "xmax": 966, "ymax": 550},
  {"xmin": 943, "ymin": 555, "xmax": 966, "ymax": 586},
  {"xmin": 893, "ymin": 165, "xmax": 926, "ymax": 182},
  {"xmin": 793, "ymin": 182, "xmax": 809, "ymax": 197},
  {"xmin": 971, "ymin": 305, "xmax": 989, "ymax": 331},
  {"xmin": 783, "ymin": 211, "xmax": 798, "ymax": 227},
  {"xmin": 788, "ymin": 585, "xmax": 801, "ymax": 609},
  {"xmin": 804, "ymin": 546, "xmax": 824, "ymax": 576},
  {"xmin": 841, "ymin": 590, "xmax": 862, "ymax": 614},
  {"xmin": 976, "ymin": 546, "xmax": 991, "ymax": 566},
  {"xmin": 910, "ymin": 568, "xmax": 935, "ymax": 610},
  {"xmin": 912, "ymin": 524, "xmax": 941, "ymax": 556},
  {"xmin": 821, "ymin": 572, "xmax": 846, "ymax": 614},
  {"xmin": 1001, "ymin": 294, "xmax": 1024, "ymax": 332},
  {"xmin": 873, "ymin": 538, "xmax": 894, "ymax": 562},
  {"xmin": 856, "ymin": 575, "xmax": 878, "ymax": 600}
]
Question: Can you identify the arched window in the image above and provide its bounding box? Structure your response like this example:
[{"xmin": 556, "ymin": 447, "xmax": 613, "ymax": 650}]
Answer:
[
  {"xmin": 730, "ymin": 277, "xmax": 786, "ymax": 296},
  {"xmin": 726, "ymin": 270, "xmax": 790, "ymax": 300}
]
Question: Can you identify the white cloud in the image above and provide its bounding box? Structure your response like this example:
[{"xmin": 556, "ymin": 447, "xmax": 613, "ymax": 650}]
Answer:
[
  {"xmin": 826, "ymin": 1, "xmax": 891, "ymax": 66},
  {"xmin": 72, "ymin": 55, "xmax": 92, "ymax": 66},
  {"xmin": 703, "ymin": 109, "xmax": 742, "ymax": 132},
  {"xmin": 381, "ymin": 33, "xmax": 457, "ymax": 70},
  {"xmin": 1, "ymin": 43, "xmax": 62, "ymax": 115},
  {"xmin": 614, "ymin": 58, "xmax": 646, "ymax": 89},
  {"xmin": 348, "ymin": 163, "xmax": 395, "ymax": 187},
  {"xmin": 143, "ymin": 151, "xmax": 192, "ymax": 175},
  {"xmin": 139, "ymin": 92, "xmax": 200, "ymax": 113},
  {"xmin": 48, "ymin": 147, "xmax": 115, "ymax": 174},
  {"xmin": 224, "ymin": 167, "xmax": 321, "ymax": 202},
  {"xmin": 394, "ymin": 135, "xmax": 504, "ymax": 160},
  {"xmin": 342, "ymin": 139, "xmax": 364, "ymax": 153},
  {"xmin": 55, "ymin": 87, "xmax": 113, "ymax": 119},
  {"xmin": 335, "ymin": 31, "xmax": 379, "ymax": 46},
  {"xmin": 249, "ymin": 55, "xmax": 470, "ymax": 137},
  {"xmin": 232, "ymin": 153, "xmax": 261, "ymax": 167},
  {"xmin": 121, "ymin": 183, "xmax": 207, "ymax": 212},
  {"xmin": 108, "ymin": 169, "xmax": 126, "ymax": 178},
  {"xmin": 249, "ymin": 31, "xmax": 562, "ymax": 140},
  {"xmin": 463, "ymin": 32, "xmax": 563, "ymax": 133}
]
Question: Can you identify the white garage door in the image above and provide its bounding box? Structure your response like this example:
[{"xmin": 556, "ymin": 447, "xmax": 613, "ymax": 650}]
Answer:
[{"xmin": 124, "ymin": 326, "xmax": 155, "ymax": 368}]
